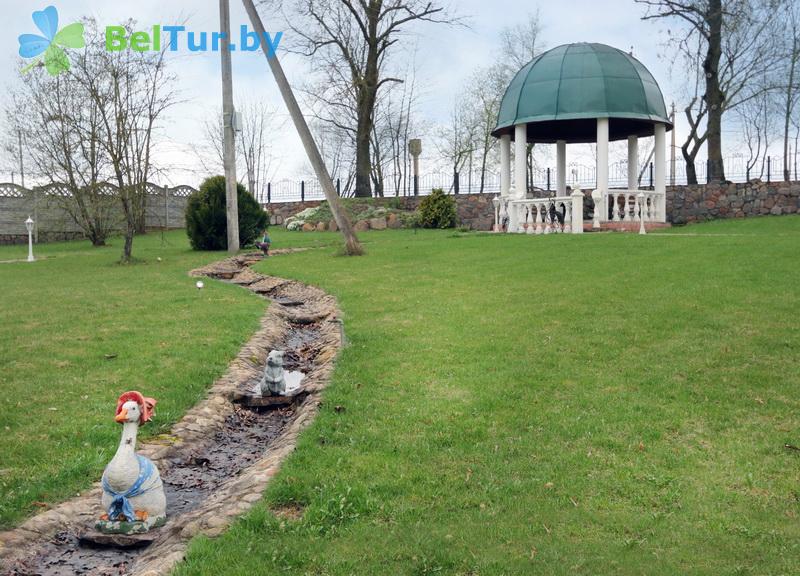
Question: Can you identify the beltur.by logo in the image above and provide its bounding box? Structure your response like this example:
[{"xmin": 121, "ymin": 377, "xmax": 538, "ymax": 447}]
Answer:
[
  {"xmin": 105, "ymin": 25, "xmax": 282, "ymax": 56},
  {"xmin": 16, "ymin": 5, "xmax": 284, "ymax": 78},
  {"xmin": 18, "ymin": 5, "xmax": 86, "ymax": 76}
]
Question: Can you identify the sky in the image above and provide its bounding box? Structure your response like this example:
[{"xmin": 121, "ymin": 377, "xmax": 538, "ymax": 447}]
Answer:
[{"xmin": 0, "ymin": 0, "xmax": 710, "ymax": 187}]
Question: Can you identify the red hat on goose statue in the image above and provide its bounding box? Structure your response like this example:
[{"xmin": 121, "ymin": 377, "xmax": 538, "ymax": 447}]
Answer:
[{"xmin": 115, "ymin": 391, "xmax": 157, "ymax": 425}]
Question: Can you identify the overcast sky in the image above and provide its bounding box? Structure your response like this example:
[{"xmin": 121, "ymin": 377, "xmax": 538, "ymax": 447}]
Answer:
[{"xmin": 0, "ymin": 0, "xmax": 702, "ymax": 186}]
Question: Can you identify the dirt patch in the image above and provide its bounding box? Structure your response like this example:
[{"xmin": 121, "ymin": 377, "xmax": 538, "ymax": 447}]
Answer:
[{"xmin": 271, "ymin": 505, "xmax": 305, "ymax": 522}]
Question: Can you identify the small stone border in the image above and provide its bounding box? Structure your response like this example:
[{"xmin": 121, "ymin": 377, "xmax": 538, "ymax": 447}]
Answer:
[{"xmin": 0, "ymin": 251, "xmax": 343, "ymax": 575}]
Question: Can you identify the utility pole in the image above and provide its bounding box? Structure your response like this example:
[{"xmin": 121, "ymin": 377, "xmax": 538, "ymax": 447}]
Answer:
[
  {"xmin": 670, "ymin": 102, "xmax": 676, "ymax": 187},
  {"xmin": 219, "ymin": 0, "xmax": 239, "ymax": 254}
]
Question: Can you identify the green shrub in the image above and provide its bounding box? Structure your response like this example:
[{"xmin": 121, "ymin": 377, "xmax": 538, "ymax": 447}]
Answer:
[
  {"xmin": 398, "ymin": 211, "xmax": 422, "ymax": 228},
  {"xmin": 186, "ymin": 176, "xmax": 268, "ymax": 250},
  {"xmin": 418, "ymin": 188, "xmax": 457, "ymax": 229},
  {"xmin": 386, "ymin": 197, "xmax": 403, "ymax": 210}
]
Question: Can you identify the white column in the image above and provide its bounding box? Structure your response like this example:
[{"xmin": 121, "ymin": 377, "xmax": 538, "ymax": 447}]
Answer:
[
  {"xmin": 514, "ymin": 123, "xmax": 527, "ymax": 199},
  {"xmin": 596, "ymin": 119, "xmax": 609, "ymax": 200},
  {"xmin": 571, "ymin": 188, "xmax": 584, "ymax": 234},
  {"xmin": 556, "ymin": 140, "xmax": 567, "ymax": 196},
  {"xmin": 654, "ymin": 123, "xmax": 666, "ymax": 221},
  {"xmin": 500, "ymin": 134, "xmax": 511, "ymax": 197},
  {"xmin": 627, "ymin": 135, "xmax": 638, "ymax": 192}
]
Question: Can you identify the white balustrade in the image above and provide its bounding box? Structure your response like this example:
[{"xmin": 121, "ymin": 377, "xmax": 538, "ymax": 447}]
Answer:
[
  {"xmin": 509, "ymin": 196, "xmax": 575, "ymax": 235},
  {"xmin": 600, "ymin": 190, "xmax": 666, "ymax": 224}
]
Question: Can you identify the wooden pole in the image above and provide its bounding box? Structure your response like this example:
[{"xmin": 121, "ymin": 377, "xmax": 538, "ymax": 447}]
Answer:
[
  {"xmin": 220, "ymin": 0, "xmax": 240, "ymax": 254},
  {"xmin": 240, "ymin": 0, "xmax": 362, "ymax": 255}
]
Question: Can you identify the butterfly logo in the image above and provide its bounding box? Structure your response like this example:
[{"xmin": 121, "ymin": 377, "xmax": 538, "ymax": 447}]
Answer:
[{"xmin": 18, "ymin": 6, "xmax": 85, "ymax": 76}]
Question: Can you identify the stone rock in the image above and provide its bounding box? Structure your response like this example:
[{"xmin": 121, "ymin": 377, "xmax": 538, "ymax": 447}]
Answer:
[
  {"xmin": 329, "ymin": 220, "xmax": 338, "ymax": 232},
  {"xmin": 369, "ymin": 217, "xmax": 387, "ymax": 230},
  {"xmin": 302, "ymin": 223, "xmax": 315, "ymax": 232},
  {"xmin": 354, "ymin": 220, "xmax": 370, "ymax": 232},
  {"xmin": 79, "ymin": 529, "xmax": 158, "ymax": 548},
  {"xmin": 387, "ymin": 214, "xmax": 402, "ymax": 229},
  {"xmin": 316, "ymin": 221, "xmax": 327, "ymax": 232}
]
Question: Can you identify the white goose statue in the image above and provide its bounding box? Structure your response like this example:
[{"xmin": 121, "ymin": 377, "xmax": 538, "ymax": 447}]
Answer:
[{"xmin": 98, "ymin": 391, "xmax": 166, "ymax": 533}]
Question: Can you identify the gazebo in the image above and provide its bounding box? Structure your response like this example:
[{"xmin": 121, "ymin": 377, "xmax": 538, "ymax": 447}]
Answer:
[{"xmin": 491, "ymin": 42, "xmax": 673, "ymax": 233}]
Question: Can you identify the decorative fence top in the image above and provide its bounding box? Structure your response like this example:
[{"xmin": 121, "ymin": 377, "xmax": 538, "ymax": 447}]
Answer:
[
  {"xmin": 0, "ymin": 182, "xmax": 199, "ymax": 198},
  {"xmin": 0, "ymin": 183, "xmax": 26, "ymax": 198}
]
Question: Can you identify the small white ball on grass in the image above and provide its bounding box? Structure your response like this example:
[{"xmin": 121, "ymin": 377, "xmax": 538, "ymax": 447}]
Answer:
[
  {"xmin": 196, "ymin": 281, "xmax": 204, "ymax": 290},
  {"xmin": 157, "ymin": 257, "xmax": 162, "ymax": 262}
]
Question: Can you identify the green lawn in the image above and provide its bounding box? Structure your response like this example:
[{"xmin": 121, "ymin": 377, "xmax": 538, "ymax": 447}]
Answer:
[
  {"xmin": 0, "ymin": 229, "xmax": 339, "ymax": 528},
  {"xmin": 2, "ymin": 219, "xmax": 799, "ymax": 574},
  {"xmin": 171, "ymin": 217, "xmax": 800, "ymax": 576},
  {"xmin": 0, "ymin": 231, "xmax": 273, "ymax": 528}
]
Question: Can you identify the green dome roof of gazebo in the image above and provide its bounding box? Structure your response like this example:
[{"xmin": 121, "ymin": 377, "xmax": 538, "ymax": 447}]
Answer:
[{"xmin": 493, "ymin": 43, "xmax": 672, "ymax": 143}]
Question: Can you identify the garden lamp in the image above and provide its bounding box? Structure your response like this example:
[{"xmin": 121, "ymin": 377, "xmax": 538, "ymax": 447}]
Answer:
[{"xmin": 25, "ymin": 216, "xmax": 35, "ymax": 262}]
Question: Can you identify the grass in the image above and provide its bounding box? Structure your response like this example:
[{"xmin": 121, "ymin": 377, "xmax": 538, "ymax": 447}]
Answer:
[
  {"xmin": 0, "ymin": 230, "xmax": 278, "ymax": 528},
  {"xmin": 169, "ymin": 217, "xmax": 800, "ymax": 575}
]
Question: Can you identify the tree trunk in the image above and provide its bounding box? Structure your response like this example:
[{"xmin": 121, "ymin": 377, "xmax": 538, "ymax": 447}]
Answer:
[
  {"xmin": 682, "ymin": 141, "xmax": 699, "ymax": 185},
  {"xmin": 355, "ymin": 113, "xmax": 373, "ymax": 197},
  {"xmin": 242, "ymin": 0, "xmax": 362, "ymax": 255},
  {"xmin": 704, "ymin": 0, "xmax": 725, "ymax": 182},
  {"xmin": 784, "ymin": 38, "xmax": 797, "ymax": 182},
  {"xmin": 135, "ymin": 208, "xmax": 147, "ymax": 235},
  {"xmin": 120, "ymin": 196, "xmax": 135, "ymax": 263},
  {"xmin": 685, "ymin": 159, "xmax": 698, "ymax": 186},
  {"xmin": 122, "ymin": 224, "xmax": 134, "ymax": 262}
]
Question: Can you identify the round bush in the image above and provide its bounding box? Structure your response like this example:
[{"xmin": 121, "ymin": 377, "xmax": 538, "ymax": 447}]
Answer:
[
  {"xmin": 418, "ymin": 188, "xmax": 457, "ymax": 229},
  {"xmin": 186, "ymin": 176, "xmax": 268, "ymax": 251}
]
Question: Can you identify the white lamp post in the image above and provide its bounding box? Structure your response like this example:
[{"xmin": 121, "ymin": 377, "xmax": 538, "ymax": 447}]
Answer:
[
  {"xmin": 492, "ymin": 195, "xmax": 501, "ymax": 232},
  {"xmin": 25, "ymin": 216, "xmax": 35, "ymax": 262}
]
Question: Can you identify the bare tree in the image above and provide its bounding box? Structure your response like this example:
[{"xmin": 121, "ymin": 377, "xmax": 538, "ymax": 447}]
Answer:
[
  {"xmin": 436, "ymin": 96, "xmax": 477, "ymax": 192},
  {"xmin": 76, "ymin": 21, "xmax": 176, "ymax": 262},
  {"xmin": 239, "ymin": 101, "xmax": 281, "ymax": 199},
  {"xmin": 638, "ymin": 0, "xmax": 782, "ymax": 183},
  {"xmin": 464, "ymin": 64, "xmax": 507, "ymax": 194},
  {"xmin": 779, "ymin": 2, "xmax": 800, "ymax": 181},
  {"xmin": 270, "ymin": 0, "xmax": 457, "ymax": 197},
  {"xmin": 5, "ymin": 20, "xmax": 118, "ymax": 246},
  {"xmin": 370, "ymin": 60, "xmax": 419, "ymax": 197},
  {"xmin": 196, "ymin": 101, "xmax": 282, "ymax": 199},
  {"xmin": 499, "ymin": 10, "xmax": 545, "ymax": 77},
  {"xmin": 737, "ymin": 85, "xmax": 775, "ymax": 179},
  {"xmin": 312, "ymin": 120, "xmax": 356, "ymax": 195}
]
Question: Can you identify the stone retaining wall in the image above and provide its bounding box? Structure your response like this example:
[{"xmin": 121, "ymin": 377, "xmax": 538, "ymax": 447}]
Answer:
[
  {"xmin": 266, "ymin": 193, "xmax": 496, "ymax": 231},
  {"xmin": 265, "ymin": 181, "xmax": 800, "ymax": 230},
  {"xmin": 666, "ymin": 180, "xmax": 800, "ymax": 224}
]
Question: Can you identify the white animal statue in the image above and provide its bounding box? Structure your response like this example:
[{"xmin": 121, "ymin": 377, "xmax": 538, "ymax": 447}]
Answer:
[
  {"xmin": 98, "ymin": 391, "xmax": 166, "ymax": 533},
  {"xmin": 260, "ymin": 350, "xmax": 287, "ymax": 396}
]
